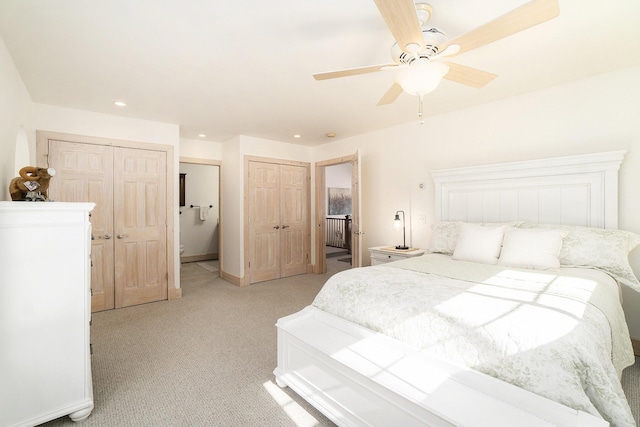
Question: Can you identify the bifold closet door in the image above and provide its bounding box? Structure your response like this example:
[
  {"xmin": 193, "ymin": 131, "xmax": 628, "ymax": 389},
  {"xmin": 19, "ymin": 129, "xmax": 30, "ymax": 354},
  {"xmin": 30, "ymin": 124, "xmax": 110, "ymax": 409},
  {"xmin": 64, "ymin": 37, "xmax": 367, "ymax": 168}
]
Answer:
[
  {"xmin": 48, "ymin": 140, "xmax": 115, "ymax": 312},
  {"xmin": 113, "ymin": 148, "xmax": 168, "ymax": 308},
  {"xmin": 47, "ymin": 140, "xmax": 167, "ymax": 311},
  {"xmin": 248, "ymin": 161, "xmax": 307, "ymax": 284},
  {"xmin": 279, "ymin": 164, "xmax": 307, "ymax": 278}
]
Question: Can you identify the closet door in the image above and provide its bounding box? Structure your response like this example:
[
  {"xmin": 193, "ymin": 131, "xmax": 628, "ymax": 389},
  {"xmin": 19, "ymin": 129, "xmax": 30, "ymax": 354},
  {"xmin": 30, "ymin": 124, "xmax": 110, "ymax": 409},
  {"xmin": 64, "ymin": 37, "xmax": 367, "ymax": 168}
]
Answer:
[
  {"xmin": 47, "ymin": 140, "xmax": 115, "ymax": 311},
  {"xmin": 114, "ymin": 148, "xmax": 168, "ymax": 308},
  {"xmin": 46, "ymin": 141, "xmax": 168, "ymax": 311},
  {"xmin": 248, "ymin": 161, "xmax": 280, "ymax": 283},
  {"xmin": 248, "ymin": 160, "xmax": 308, "ymax": 284},
  {"xmin": 280, "ymin": 164, "xmax": 307, "ymax": 277}
]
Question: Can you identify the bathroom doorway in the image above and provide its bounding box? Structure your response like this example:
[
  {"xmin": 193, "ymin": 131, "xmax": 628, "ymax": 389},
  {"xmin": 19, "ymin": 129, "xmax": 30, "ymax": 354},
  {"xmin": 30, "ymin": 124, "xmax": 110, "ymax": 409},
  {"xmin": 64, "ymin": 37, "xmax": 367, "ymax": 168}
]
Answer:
[{"xmin": 179, "ymin": 159, "xmax": 221, "ymax": 276}]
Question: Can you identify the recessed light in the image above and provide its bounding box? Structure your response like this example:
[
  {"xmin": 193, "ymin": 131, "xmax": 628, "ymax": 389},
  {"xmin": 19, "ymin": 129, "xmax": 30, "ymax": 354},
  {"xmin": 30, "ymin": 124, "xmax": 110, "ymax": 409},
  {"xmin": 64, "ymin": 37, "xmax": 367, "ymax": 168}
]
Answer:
[
  {"xmin": 293, "ymin": 134, "xmax": 301, "ymax": 138},
  {"xmin": 198, "ymin": 134, "xmax": 206, "ymax": 138},
  {"xmin": 326, "ymin": 132, "xmax": 336, "ymax": 138},
  {"xmin": 114, "ymin": 101, "xmax": 127, "ymax": 107}
]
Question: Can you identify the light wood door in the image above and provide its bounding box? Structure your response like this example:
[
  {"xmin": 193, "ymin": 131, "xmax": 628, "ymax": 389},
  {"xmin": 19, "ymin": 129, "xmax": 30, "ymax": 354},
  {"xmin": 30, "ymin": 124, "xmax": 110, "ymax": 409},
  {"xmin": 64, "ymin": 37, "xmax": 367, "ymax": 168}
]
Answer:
[
  {"xmin": 47, "ymin": 141, "xmax": 168, "ymax": 311},
  {"xmin": 248, "ymin": 161, "xmax": 280, "ymax": 283},
  {"xmin": 280, "ymin": 164, "xmax": 307, "ymax": 277},
  {"xmin": 114, "ymin": 148, "xmax": 168, "ymax": 308},
  {"xmin": 248, "ymin": 161, "xmax": 308, "ymax": 283},
  {"xmin": 48, "ymin": 140, "xmax": 115, "ymax": 311},
  {"xmin": 351, "ymin": 150, "xmax": 363, "ymax": 267}
]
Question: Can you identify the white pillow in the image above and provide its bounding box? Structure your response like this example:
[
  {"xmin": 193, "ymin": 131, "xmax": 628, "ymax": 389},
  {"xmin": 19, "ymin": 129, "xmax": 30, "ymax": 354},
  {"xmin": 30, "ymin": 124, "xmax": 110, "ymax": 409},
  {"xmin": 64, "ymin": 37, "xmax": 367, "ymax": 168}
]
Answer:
[
  {"xmin": 428, "ymin": 221, "xmax": 522, "ymax": 255},
  {"xmin": 452, "ymin": 223, "xmax": 506, "ymax": 265},
  {"xmin": 498, "ymin": 227, "xmax": 566, "ymax": 270}
]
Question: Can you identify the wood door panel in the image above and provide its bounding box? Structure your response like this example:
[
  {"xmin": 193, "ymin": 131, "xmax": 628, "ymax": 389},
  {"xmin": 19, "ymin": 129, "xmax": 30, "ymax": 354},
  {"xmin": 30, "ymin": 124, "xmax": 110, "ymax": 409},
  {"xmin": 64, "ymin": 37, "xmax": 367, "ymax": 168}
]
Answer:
[
  {"xmin": 248, "ymin": 161, "xmax": 308, "ymax": 283},
  {"xmin": 47, "ymin": 140, "xmax": 114, "ymax": 312},
  {"xmin": 114, "ymin": 148, "xmax": 167, "ymax": 308},
  {"xmin": 249, "ymin": 162, "xmax": 280, "ymax": 282},
  {"xmin": 280, "ymin": 165, "xmax": 307, "ymax": 277}
]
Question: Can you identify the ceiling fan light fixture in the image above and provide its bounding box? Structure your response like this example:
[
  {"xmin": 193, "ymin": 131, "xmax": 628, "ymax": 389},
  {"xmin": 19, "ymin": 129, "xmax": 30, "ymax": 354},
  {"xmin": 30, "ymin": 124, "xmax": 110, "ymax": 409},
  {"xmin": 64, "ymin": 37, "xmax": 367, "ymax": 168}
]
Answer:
[{"xmin": 394, "ymin": 59, "xmax": 449, "ymax": 96}]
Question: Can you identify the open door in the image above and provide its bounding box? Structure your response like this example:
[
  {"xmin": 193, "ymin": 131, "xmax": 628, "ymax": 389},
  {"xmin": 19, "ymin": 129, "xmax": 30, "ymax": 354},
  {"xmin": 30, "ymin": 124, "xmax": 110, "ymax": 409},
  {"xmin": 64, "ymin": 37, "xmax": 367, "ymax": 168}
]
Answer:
[
  {"xmin": 350, "ymin": 150, "xmax": 363, "ymax": 268},
  {"xmin": 315, "ymin": 151, "xmax": 362, "ymax": 272}
]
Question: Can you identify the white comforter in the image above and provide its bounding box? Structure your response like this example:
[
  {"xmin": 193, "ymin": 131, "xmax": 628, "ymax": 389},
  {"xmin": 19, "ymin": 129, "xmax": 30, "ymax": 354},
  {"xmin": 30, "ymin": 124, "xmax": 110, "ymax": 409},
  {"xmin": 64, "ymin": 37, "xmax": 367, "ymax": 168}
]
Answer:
[{"xmin": 312, "ymin": 254, "xmax": 636, "ymax": 427}]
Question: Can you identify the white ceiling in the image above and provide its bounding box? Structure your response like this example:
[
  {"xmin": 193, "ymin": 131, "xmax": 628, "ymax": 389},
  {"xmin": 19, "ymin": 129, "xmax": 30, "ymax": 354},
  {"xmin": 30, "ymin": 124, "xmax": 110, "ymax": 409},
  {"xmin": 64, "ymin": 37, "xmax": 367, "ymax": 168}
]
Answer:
[{"xmin": 1, "ymin": 0, "xmax": 639, "ymax": 146}]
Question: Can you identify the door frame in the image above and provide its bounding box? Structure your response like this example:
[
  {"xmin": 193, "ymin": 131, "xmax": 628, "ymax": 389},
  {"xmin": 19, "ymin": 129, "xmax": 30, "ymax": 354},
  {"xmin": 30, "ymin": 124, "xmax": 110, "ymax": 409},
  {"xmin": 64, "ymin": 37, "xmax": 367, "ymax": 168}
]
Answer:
[
  {"xmin": 315, "ymin": 153, "xmax": 360, "ymax": 273},
  {"xmin": 243, "ymin": 155, "xmax": 311, "ymax": 285},
  {"xmin": 36, "ymin": 130, "xmax": 178, "ymax": 300},
  {"xmin": 179, "ymin": 157, "xmax": 223, "ymax": 276}
]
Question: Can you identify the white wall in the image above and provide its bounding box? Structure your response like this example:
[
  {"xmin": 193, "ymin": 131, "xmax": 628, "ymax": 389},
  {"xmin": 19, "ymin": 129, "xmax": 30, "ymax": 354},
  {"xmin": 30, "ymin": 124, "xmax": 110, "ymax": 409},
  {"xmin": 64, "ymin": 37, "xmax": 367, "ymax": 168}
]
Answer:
[
  {"xmin": 180, "ymin": 137, "xmax": 222, "ymax": 160},
  {"xmin": 0, "ymin": 36, "xmax": 33, "ymax": 200},
  {"xmin": 312, "ymin": 64, "xmax": 640, "ymax": 338},
  {"xmin": 179, "ymin": 163, "xmax": 219, "ymax": 258}
]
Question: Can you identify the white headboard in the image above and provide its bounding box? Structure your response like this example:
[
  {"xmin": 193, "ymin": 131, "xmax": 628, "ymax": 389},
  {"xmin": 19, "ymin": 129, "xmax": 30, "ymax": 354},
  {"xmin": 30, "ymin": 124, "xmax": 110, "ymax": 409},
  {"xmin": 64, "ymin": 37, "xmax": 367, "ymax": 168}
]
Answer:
[{"xmin": 431, "ymin": 151, "xmax": 626, "ymax": 229}]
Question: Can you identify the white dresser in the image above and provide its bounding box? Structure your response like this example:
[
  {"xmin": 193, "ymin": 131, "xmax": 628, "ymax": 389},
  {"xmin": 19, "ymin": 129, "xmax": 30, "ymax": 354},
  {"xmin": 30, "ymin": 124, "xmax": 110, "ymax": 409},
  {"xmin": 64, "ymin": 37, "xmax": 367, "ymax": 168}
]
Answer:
[
  {"xmin": 0, "ymin": 202, "xmax": 95, "ymax": 427},
  {"xmin": 369, "ymin": 246, "xmax": 426, "ymax": 265}
]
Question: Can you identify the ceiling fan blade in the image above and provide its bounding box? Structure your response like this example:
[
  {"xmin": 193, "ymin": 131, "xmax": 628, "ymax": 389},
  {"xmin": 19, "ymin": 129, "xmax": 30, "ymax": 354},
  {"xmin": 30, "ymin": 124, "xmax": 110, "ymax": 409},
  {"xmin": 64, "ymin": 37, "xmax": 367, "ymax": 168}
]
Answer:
[
  {"xmin": 430, "ymin": 44, "xmax": 460, "ymax": 61},
  {"xmin": 377, "ymin": 83, "xmax": 404, "ymax": 106},
  {"xmin": 313, "ymin": 64, "xmax": 395, "ymax": 81},
  {"xmin": 442, "ymin": 0, "xmax": 559, "ymax": 56},
  {"xmin": 443, "ymin": 62, "xmax": 497, "ymax": 88},
  {"xmin": 373, "ymin": 0, "xmax": 425, "ymax": 53}
]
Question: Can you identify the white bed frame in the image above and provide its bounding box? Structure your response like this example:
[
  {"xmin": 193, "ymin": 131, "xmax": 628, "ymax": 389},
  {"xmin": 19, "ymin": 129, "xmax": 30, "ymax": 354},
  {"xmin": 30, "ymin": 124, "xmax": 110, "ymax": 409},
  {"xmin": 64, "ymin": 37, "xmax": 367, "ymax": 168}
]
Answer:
[{"xmin": 274, "ymin": 151, "xmax": 626, "ymax": 427}]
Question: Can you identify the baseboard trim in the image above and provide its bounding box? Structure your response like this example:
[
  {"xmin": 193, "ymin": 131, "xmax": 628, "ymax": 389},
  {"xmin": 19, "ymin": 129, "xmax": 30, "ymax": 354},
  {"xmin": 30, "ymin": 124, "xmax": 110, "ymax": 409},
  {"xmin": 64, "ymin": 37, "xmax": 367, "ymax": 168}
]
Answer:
[
  {"xmin": 220, "ymin": 270, "xmax": 248, "ymax": 287},
  {"xmin": 168, "ymin": 286, "xmax": 182, "ymax": 300},
  {"xmin": 632, "ymin": 338, "xmax": 640, "ymax": 357}
]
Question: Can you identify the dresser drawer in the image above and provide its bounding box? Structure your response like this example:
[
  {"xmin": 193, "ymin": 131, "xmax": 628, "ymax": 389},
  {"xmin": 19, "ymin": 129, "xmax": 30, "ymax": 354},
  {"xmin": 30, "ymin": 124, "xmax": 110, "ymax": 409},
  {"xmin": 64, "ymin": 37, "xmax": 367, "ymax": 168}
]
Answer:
[
  {"xmin": 368, "ymin": 246, "xmax": 426, "ymax": 265},
  {"xmin": 371, "ymin": 252, "xmax": 406, "ymax": 264}
]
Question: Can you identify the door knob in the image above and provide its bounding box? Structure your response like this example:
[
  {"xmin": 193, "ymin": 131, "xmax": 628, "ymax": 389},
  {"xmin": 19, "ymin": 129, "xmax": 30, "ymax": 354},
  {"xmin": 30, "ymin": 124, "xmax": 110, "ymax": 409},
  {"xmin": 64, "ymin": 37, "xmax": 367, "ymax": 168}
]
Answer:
[
  {"xmin": 273, "ymin": 225, "xmax": 280, "ymax": 229},
  {"xmin": 103, "ymin": 234, "xmax": 112, "ymax": 239},
  {"xmin": 281, "ymin": 225, "xmax": 289, "ymax": 229},
  {"xmin": 117, "ymin": 234, "xmax": 127, "ymax": 239}
]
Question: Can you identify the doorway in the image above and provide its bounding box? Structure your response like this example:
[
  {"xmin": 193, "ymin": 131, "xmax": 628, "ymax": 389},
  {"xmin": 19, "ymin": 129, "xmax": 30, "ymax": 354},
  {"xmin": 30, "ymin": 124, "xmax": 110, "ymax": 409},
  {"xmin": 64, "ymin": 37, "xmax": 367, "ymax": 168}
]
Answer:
[
  {"xmin": 315, "ymin": 152, "xmax": 362, "ymax": 274},
  {"xmin": 179, "ymin": 158, "xmax": 221, "ymax": 276}
]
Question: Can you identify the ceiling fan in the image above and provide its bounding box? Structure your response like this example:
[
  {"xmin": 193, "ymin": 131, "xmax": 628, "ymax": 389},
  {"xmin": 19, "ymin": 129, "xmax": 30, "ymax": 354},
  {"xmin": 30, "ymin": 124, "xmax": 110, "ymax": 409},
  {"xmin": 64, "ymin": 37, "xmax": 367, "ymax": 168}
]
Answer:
[{"xmin": 313, "ymin": 0, "xmax": 560, "ymax": 122}]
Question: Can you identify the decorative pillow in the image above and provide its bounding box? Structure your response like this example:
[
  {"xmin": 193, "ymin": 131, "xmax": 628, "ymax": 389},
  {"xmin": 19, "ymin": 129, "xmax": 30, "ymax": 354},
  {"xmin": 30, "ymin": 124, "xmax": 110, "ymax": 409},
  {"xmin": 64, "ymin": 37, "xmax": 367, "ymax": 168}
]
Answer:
[
  {"xmin": 428, "ymin": 221, "xmax": 460, "ymax": 254},
  {"xmin": 519, "ymin": 223, "xmax": 640, "ymax": 291},
  {"xmin": 452, "ymin": 223, "xmax": 506, "ymax": 265},
  {"xmin": 498, "ymin": 227, "xmax": 566, "ymax": 270}
]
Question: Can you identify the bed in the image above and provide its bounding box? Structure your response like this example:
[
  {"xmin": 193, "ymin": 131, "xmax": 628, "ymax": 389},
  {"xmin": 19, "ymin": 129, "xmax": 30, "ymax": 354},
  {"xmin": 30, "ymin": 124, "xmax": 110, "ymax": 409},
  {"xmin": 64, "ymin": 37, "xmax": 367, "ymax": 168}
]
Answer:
[{"xmin": 274, "ymin": 151, "xmax": 637, "ymax": 427}]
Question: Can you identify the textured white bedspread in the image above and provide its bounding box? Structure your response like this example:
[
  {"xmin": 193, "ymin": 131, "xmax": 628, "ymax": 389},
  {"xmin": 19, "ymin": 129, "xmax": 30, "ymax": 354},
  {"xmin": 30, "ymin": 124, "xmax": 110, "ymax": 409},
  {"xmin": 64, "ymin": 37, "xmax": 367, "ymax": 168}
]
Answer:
[{"xmin": 312, "ymin": 255, "xmax": 636, "ymax": 426}]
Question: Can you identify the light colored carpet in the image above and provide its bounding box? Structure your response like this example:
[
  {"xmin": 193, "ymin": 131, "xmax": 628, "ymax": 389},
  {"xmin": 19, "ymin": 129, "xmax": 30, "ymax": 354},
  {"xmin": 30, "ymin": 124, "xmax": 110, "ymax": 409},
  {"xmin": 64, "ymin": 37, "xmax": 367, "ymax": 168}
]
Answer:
[
  {"xmin": 40, "ymin": 257, "xmax": 639, "ymax": 426},
  {"xmin": 42, "ymin": 259, "xmax": 348, "ymax": 427}
]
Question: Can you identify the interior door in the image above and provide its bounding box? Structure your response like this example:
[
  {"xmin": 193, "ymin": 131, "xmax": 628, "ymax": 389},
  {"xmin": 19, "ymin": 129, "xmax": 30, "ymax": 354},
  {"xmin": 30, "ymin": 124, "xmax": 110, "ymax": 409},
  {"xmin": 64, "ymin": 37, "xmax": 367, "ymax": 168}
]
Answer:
[
  {"xmin": 46, "ymin": 141, "xmax": 168, "ymax": 311},
  {"xmin": 248, "ymin": 161, "xmax": 280, "ymax": 283},
  {"xmin": 351, "ymin": 150, "xmax": 363, "ymax": 267},
  {"xmin": 47, "ymin": 140, "xmax": 115, "ymax": 311},
  {"xmin": 280, "ymin": 164, "xmax": 308, "ymax": 277},
  {"xmin": 114, "ymin": 148, "xmax": 168, "ymax": 308},
  {"xmin": 248, "ymin": 160, "xmax": 309, "ymax": 283}
]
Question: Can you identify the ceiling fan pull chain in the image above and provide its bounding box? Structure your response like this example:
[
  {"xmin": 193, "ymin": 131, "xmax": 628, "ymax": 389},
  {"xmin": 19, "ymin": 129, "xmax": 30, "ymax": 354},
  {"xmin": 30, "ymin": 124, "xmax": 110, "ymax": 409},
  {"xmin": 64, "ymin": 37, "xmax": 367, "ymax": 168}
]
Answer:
[{"xmin": 418, "ymin": 95, "xmax": 424, "ymax": 125}]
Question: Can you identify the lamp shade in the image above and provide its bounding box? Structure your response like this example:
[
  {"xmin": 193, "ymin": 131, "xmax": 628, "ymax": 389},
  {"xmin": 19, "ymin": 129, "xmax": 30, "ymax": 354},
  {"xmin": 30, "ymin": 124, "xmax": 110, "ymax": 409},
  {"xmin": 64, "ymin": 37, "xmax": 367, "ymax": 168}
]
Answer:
[{"xmin": 394, "ymin": 60, "xmax": 449, "ymax": 97}]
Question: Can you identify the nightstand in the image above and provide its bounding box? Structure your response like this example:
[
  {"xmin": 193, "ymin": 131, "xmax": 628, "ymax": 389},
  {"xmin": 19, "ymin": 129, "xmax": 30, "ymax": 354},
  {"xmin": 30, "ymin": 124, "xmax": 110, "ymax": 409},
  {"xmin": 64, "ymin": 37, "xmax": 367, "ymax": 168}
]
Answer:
[{"xmin": 369, "ymin": 246, "xmax": 426, "ymax": 266}]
